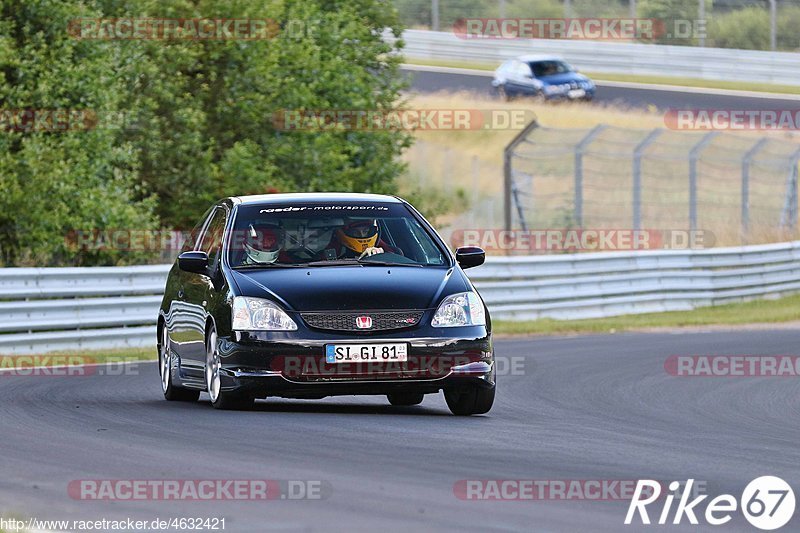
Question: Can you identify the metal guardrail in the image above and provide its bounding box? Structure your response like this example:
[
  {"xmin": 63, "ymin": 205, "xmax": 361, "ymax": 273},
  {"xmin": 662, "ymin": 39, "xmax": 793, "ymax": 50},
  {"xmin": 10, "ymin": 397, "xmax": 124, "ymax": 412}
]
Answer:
[
  {"xmin": 398, "ymin": 29, "xmax": 800, "ymax": 86},
  {"xmin": 2, "ymin": 241, "xmax": 800, "ymax": 354},
  {"xmin": 0, "ymin": 265, "xmax": 171, "ymax": 355},
  {"xmin": 469, "ymin": 241, "xmax": 800, "ymax": 320}
]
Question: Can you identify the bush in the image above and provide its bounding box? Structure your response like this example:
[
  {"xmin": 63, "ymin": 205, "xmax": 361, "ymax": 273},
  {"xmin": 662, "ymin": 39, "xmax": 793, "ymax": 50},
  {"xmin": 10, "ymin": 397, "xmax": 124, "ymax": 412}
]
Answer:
[
  {"xmin": 0, "ymin": 0, "xmax": 158, "ymax": 266},
  {"xmin": 1, "ymin": 0, "xmax": 411, "ymax": 265},
  {"xmin": 777, "ymin": 6, "xmax": 800, "ymax": 51},
  {"xmin": 709, "ymin": 7, "xmax": 770, "ymax": 50}
]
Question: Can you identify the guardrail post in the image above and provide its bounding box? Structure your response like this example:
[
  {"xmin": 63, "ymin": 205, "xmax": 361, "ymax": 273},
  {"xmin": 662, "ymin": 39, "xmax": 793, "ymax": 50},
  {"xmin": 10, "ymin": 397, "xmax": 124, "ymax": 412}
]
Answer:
[
  {"xmin": 741, "ymin": 138, "xmax": 768, "ymax": 243},
  {"xmin": 574, "ymin": 125, "xmax": 606, "ymax": 228},
  {"xmin": 503, "ymin": 119, "xmax": 540, "ymax": 231},
  {"xmin": 688, "ymin": 132, "xmax": 718, "ymax": 231},
  {"xmin": 632, "ymin": 129, "xmax": 663, "ymax": 230}
]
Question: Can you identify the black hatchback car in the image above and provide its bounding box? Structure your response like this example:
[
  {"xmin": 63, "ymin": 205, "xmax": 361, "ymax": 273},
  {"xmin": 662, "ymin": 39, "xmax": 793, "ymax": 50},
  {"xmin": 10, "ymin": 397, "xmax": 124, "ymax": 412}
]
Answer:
[{"xmin": 157, "ymin": 193, "xmax": 495, "ymax": 415}]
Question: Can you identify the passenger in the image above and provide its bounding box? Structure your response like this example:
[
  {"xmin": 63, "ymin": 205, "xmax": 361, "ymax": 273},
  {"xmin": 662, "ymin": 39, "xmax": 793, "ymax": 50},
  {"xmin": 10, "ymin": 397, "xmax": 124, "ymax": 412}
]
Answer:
[{"xmin": 320, "ymin": 219, "xmax": 401, "ymax": 259}]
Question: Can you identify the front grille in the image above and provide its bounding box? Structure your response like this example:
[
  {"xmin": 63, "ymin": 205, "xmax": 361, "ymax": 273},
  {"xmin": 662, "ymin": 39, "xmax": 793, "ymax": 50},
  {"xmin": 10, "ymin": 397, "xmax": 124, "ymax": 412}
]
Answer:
[{"xmin": 301, "ymin": 310, "xmax": 424, "ymax": 332}]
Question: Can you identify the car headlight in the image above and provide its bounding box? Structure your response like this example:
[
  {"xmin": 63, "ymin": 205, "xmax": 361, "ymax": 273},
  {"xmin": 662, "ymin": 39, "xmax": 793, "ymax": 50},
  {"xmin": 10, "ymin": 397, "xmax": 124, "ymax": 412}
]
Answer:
[
  {"xmin": 232, "ymin": 297, "xmax": 297, "ymax": 331},
  {"xmin": 431, "ymin": 292, "xmax": 486, "ymax": 327}
]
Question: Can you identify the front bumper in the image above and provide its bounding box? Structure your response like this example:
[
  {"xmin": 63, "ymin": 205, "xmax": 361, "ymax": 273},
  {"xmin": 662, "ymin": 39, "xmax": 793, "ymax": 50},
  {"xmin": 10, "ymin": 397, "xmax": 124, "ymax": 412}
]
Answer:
[
  {"xmin": 545, "ymin": 87, "xmax": 595, "ymax": 100},
  {"xmin": 214, "ymin": 328, "xmax": 494, "ymax": 399}
]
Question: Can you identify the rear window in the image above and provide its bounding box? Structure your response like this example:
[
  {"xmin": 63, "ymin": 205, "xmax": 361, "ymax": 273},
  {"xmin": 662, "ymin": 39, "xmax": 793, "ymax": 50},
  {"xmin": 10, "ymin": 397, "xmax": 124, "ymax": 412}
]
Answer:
[{"xmin": 227, "ymin": 202, "xmax": 448, "ymax": 268}]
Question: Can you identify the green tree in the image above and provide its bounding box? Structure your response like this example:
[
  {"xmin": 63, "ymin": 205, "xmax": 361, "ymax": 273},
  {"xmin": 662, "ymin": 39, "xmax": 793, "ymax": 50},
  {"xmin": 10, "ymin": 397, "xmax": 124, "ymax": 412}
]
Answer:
[
  {"xmin": 106, "ymin": 0, "xmax": 411, "ymax": 229},
  {"xmin": 638, "ymin": 0, "xmax": 701, "ymax": 45},
  {"xmin": 0, "ymin": 0, "xmax": 157, "ymax": 266},
  {"xmin": 708, "ymin": 7, "xmax": 769, "ymax": 50},
  {"xmin": 0, "ymin": 0, "xmax": 411, "ymax": 264}
]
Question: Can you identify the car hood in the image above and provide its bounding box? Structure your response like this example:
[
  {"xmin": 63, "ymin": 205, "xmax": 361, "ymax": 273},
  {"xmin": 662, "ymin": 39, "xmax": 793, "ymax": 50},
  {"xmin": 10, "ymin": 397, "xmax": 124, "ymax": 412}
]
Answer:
[
  {"xmin": 538, "ymin": 72, "xmax": 589, "ymax": 85},
  {"xmin": 230, "ymin": 266, "xmax": 468, "ymax": 312}
]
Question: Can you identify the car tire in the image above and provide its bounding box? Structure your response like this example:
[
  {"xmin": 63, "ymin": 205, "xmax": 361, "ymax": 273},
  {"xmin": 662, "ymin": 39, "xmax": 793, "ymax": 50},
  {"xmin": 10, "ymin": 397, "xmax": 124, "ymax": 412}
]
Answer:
[
  {"xmin": 444, "ymin": 385, "xmax": 495, "ymax": 416},
  {"xmin": 387, "ymin": 392, "xmax": 424, "ymax": 406},
  {"xmin": 159, "ymin": 324, "xmax": 200, "ymax": 402},
  {"xmin": 496, "ymin": 85, "xmax": 513, "ymax": 101},
  {"xmin": 206, "ymin": 326, "xmax": 254, "ymax": 411}
]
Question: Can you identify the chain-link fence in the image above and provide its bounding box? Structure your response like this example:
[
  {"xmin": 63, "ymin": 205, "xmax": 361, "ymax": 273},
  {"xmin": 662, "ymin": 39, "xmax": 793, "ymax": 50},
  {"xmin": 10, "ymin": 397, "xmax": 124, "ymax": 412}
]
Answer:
[
  {"xmin": 505, "ymin": 123, "xmax": 800, "ymax": 245},
  {"xmin": 400, "ymin": 140, "xmax": 505, "ymax": 238}
]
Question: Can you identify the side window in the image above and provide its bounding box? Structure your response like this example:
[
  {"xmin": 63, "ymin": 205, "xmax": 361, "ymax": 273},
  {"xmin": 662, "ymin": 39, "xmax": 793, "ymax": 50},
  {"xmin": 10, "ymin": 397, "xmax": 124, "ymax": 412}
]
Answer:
[
  {"xmin": 181, "ymin": 206, "xmax": 214, "ymax": 253},
  {"xmin": 199, "ymin": 207, "xmax": 228, "ymax": 272},
  {"xmin": 407, "ymin": 219, "xmax": 445, "ymax": 265},
  {"xmin": 516, "ymin": 62, "xmax": 533, "ymax": 78}
]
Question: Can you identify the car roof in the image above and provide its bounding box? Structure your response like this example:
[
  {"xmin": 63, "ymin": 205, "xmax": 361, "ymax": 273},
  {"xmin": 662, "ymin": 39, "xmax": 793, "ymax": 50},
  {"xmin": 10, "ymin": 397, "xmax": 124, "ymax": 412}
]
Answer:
[
  {"xmin": 231, "ymin": 192, "xmax": 402, "ymax": 206},
  {"xmin": 515, "ymin": 54, "xmax": 565, "ymax": 62}
]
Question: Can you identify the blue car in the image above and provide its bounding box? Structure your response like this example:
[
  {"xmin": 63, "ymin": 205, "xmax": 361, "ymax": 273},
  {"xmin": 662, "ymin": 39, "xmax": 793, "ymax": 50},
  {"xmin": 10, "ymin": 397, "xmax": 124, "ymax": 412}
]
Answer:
[{"xmin": 492, "ymin": 55, "xmax": 595, "ymax": 101}]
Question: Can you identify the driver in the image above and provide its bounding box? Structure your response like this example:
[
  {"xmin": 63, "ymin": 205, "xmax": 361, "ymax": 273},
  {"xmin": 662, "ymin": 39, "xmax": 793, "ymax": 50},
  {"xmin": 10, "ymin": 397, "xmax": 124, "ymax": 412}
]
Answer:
[
  {"xmin": 241, "ymin": 222, "xmax": 289, "ymax": 265},
  {"xmin": 321, "ymin": 219, "xmax": 401, "ymax": 259}
]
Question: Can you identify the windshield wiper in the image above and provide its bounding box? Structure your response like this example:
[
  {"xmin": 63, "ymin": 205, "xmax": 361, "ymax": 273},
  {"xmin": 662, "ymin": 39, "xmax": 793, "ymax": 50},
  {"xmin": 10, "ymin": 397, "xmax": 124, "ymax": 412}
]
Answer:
[
  {"xmin": 232, "ymin": 263, "xmax": 305, "ymax": 270},
  {"xmin": 303, "ymin": 259, "xmax": 362, "ymax": 267},
  {"xmin": 359, "ymin": 259, "xmax": 422, "ymax": 267},
  {"xmin": 303, "ymin": 258, "xmax": 422, "ymax": 268}
]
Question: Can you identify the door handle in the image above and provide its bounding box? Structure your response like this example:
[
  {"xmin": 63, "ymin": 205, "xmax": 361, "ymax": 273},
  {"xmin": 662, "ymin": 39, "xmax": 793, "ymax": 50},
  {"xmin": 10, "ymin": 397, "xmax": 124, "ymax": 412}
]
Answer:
[{"xmin": 177, "ymin": 288, "xmax": 185, "ymax": 299}]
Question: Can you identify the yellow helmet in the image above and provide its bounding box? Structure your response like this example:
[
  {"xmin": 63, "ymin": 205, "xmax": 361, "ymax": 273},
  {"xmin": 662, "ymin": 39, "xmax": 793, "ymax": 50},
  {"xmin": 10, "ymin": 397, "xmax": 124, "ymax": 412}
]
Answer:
[{"xmin": 336, "ymin": 220, "xmax": 379, "ymax": 254}]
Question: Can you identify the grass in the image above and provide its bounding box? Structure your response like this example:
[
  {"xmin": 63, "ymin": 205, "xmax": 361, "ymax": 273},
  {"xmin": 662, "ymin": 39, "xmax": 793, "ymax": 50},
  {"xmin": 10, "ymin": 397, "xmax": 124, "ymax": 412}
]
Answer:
[
  {"xmin": 493, "ymin": 293, "xmax": 800, "ymax": 336},
  {"xmin": 0, "ymin": 347, "xmax": 154, "ymax": 364},
  {"xmin": 404, "ymin": 57, "xmax": 800, "ymax": 96},
  {"xmin": 401, "ymin": 91, "xmax": 800, "ymax": 245}
]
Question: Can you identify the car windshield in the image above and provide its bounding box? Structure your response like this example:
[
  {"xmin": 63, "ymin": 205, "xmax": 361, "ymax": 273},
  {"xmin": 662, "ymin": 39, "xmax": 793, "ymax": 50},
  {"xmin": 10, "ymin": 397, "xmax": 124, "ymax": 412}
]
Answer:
[
  {"xmin": 528, "ymin": 60, "xmax": 573, "ymax": 77},
  {"xmin": 228, "ymin": 202, "xmax": 448, "ymax": 268}
]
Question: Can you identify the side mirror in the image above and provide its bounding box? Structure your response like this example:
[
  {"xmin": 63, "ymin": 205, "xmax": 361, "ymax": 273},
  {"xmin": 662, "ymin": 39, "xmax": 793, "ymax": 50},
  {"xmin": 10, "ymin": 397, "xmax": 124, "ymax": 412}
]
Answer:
[
  {"xmin": 178, "ymin": 251, "xmax": 209, "ymax": 274},
  {"xmin": 455, "ymin": 246, "xmax": 485, "ymax": 270}
]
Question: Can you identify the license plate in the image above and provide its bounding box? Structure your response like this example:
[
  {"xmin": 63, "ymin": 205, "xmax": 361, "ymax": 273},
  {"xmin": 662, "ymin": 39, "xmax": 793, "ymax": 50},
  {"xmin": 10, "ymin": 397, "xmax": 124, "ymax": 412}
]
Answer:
[
  {"xmin": 568, "ymin": 89, "xmax": 586, "ymax": 99},
  {"xmin": 325, "ymin": 343, "xmax": 408, "ymax": 363}
]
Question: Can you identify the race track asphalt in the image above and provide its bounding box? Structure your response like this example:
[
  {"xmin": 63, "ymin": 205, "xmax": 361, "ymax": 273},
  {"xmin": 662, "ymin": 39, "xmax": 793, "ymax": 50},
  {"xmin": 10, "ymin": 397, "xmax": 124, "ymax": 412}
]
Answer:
[
  {"xmin": 404, "ymin": 66, "xmax": 800, "ymax": 111},
  {"xmin": 1, "ymin": 330, "xmax": 798, "ymax": 532}
]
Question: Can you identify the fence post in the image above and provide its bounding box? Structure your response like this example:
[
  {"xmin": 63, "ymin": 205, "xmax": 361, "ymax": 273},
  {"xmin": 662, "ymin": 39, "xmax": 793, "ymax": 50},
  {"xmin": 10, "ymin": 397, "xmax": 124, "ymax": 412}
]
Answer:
[
  {"xmin": 780, "ymin": 148, "xmax": 800, "ymax": 232},
  {"xmin": 574, "ymin": 125, "xmax": 606, "ymax": 228},
  {"xmin": 741, "ymin": 138, "xmax": 768, "ymax": 243},
  {"xmin": 632, "ymin": 129, "xmax": 663, "ymax": 230},
  {"xmin": 503, "ymin": 119, "xmax": 540, "ymax": 231},
  {"xmin": 511, "ymin": 176, "xmax": 528, "ymax": 231},
  {"xmin": 688, "ymin": 132, "xmax": 718, "ymax": 231},
  {"xmin": 471, "ymin": 156, "xmax": 479, "ymax": 226}
]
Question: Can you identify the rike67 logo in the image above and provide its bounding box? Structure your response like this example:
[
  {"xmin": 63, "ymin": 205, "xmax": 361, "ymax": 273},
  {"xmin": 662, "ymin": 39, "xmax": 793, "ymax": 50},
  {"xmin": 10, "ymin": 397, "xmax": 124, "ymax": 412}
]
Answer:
[{"xmin": 626, "ymin": 477, "xmax": 795, "ymax": 530}]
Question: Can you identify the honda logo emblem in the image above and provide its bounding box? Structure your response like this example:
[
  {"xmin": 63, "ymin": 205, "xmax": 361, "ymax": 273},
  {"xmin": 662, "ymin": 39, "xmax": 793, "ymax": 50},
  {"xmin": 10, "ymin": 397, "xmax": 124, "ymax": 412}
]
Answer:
[{"xmin": 356, "ymin": 316, "xmax": 373, "ymax": 329}]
